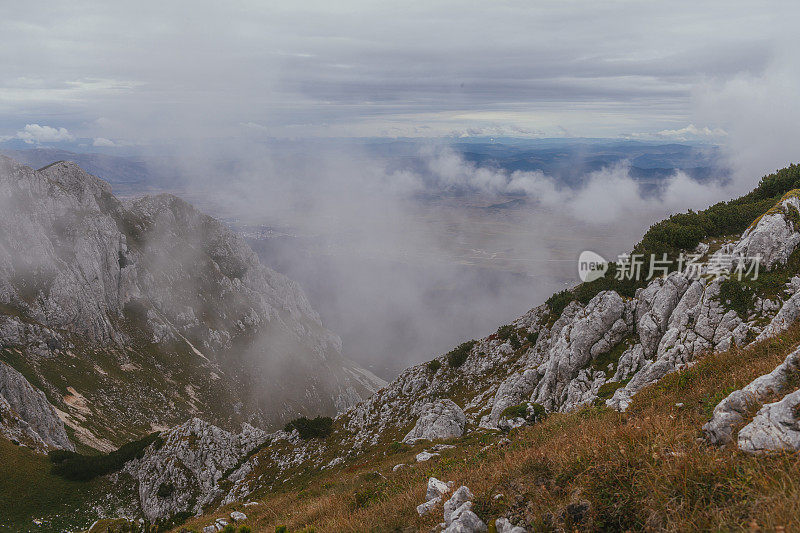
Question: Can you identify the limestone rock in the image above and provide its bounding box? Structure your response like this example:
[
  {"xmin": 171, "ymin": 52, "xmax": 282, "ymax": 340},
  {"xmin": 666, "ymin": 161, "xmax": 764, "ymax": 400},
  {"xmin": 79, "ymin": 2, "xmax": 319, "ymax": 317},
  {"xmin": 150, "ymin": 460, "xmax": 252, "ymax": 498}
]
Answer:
[
  {"xmin": 732, "ymin": 194, "xmax": 800, "ymax": 270},
  {"xmin": 403, "ymin": 399, "xmax": 466, "ymax": 444},
  {"xmin": 0, "ymin": 360, "xmax": 72, "ymax": 452},
  {"xmin": 704, "ymin": 347, "xmax": 800, "ymax": 445},
  {"xmin": 738, "ymin": 389, "xmax": 800, "ymax": 453},
  {"xmin": 444, "ymin": 486, "xmax": 474, "ymax": 524},
  {"xmin": 443, "ymin": 508, "xmax": 487, "ymax": 533},
  {"xmin": 125, "ymin": 417, "xmax": 267, "ymax": 521},
  {"xmin": 426, "ymin": 477, "xmax": 453, "ymax": 501}
]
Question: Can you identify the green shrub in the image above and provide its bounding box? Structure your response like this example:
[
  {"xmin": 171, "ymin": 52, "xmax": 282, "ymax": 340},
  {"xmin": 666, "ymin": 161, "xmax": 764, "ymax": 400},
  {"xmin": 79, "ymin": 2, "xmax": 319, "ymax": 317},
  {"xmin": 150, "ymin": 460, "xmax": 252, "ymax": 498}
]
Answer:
[
  {"xmin": 238, "ymin": 527, "xmax": 252, "ymax": 533},
  {"xmin": 500, "ymin": 403, "xmax": 528, "ymax": 419},
  {"xmin": 284, "ymin": 416, "xmax": 333, "ymax": 440},
  {"xmin": 49, "ymin": 432, "xmax": 163, "ymax": 481},
  {"xmin": 427, "ymin": 359, "xmax": 441, "ymax": 373},
  {"xmin": 597, "ymin": 381, "xmax": 625, "ymax": 399},
  {"xmin": 387, "ymin": 441, "xmax": 409, "ymax": 454},
  {"xmin": 500, "ymin": 402, "xmax": 546, "ymax": 423},
  {"xmin": 156, "ymin": 481, "xmax": 174, "ymax": 498},
  {"xmin": 446, "ymin": 340, "xmax": 477, "ymax": 368},
  {"xmin": 718, "ymin": 279, "xmax": 754, "ymax": 318},
  {"xmin": 496, "ymin": 325, "xmax": 515, "ymax": 341},
  {"xmin": 526, "ymin": 331, "xmax": 539, "ymax": 345},
  {"xmin": 529, "ymin": 402, "xmax": 546, "ymax": 422},
  {"xmin": 222, "ymin": 526, "xmax": 236, "ymax": 533},
  {"xmin": 546, "ymin": 290, "xmax": 574, "ymax": 317},
  {"xmin": 275, "ymin": 527, "xmax": 287, "ymax": 533}
]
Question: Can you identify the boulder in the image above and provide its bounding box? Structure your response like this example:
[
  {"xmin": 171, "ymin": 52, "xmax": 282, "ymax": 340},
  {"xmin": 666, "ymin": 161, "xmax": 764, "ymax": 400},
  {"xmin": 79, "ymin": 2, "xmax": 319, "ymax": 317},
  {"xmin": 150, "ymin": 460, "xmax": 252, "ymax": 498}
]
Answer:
[
  {"xmin": 443, "ymin": 508, "xmax": 487, "ymax": 533},
  {"xmin": 403, "ymin": 399, "xmax": 466, "ymax": 444},
  {"xmin": 416, "ymin": 451, "xmax": 439, "ymax": 462},
  {"xmin": 738, "ymin": 389, "xmax": 800, "ymax": 453},
  {"xmin": 426, "ymin": 477, "xmax": 453, "ymax": 500},
  {"xmin": 704, "ymin": 347, "xmax": 800, "ymax": 445}
]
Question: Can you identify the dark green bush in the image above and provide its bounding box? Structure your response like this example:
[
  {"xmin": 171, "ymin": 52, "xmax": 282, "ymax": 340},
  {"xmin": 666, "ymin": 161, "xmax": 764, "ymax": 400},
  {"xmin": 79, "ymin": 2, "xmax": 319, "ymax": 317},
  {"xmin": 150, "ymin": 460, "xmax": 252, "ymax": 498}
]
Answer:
[
  {"xmin": 500, "ymin": 402, "xmax": 546, "ymax": 423},
  {"xmin": 597, "ymin": 381, "xmax": 625, "ymax": 399},
  {"xmin": 238, "ymin": 527, "xmax": 252, "ymax": 533},
  {"xmin": 529, "ymin": 402, "xmax": 546, "ymax": 422},
  {"xmin": 718, "ymin": 279, "xmax": 754, "ymax": 318},
  {"xmin": 546, "ymin": 290, "xmax": 574, "ymax": 317},
  {"xmin": 496, "ymin": 325, "xmax": 515, "ymax": 341},
  {"xmin": 500, "ymin": 403, "xmax": 528, "ymax": 419},
  {"xmin": 526, "ymin": 331, "xmax": 539, "ymax": 345},
  {"xmin": 275, "ymin": 527, "xmax": 288, "ymax": 533},
  {"xmin": 49, "ymin": 432, "xmax": 163, "ymax": 481},
  {"xmin": 427, "ymin": 359, "xmax": 441, "ymax": 373},
  {"xmin": 156, "ymin": 481, "xmax": 174, "ymax": 498},
  {"xmin": 284, "ymin": 416, "xmax": 333, "ymax": 440},
  {"xmin": 387, "ymin": 441, "xmax": 409, "ymax": 454},
  {"xmin": 446, "ymin": 340, "xmax": 477, "ymax": 368}
]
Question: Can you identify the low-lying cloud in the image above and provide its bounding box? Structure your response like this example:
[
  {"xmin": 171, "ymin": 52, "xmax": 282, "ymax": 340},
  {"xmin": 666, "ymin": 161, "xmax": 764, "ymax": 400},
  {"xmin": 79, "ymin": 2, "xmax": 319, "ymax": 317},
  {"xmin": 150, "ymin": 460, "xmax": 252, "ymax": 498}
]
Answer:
[{"xmin": 13, "ymin": 124, "xmax": 74, "ymax": 144}]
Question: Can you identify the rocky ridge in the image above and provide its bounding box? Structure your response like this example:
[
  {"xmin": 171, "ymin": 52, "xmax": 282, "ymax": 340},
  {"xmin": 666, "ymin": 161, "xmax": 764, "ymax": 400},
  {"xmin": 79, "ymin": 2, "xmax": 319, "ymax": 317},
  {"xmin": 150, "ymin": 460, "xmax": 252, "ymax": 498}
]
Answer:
[{"xmin": 0, "ymin": 155, "xmax": 384, "ymax": 450}]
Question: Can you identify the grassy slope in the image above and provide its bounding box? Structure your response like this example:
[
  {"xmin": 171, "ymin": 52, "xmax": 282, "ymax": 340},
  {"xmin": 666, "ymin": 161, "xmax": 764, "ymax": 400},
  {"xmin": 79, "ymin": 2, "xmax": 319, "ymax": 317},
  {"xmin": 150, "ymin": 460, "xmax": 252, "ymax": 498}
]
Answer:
[
  {"xmin": 176, "ymin": 324, "xmax": 800, "ymax": 533},
  {"xmin": 0, "ymin": 437, "xmax": 109, "ymax": 532}
]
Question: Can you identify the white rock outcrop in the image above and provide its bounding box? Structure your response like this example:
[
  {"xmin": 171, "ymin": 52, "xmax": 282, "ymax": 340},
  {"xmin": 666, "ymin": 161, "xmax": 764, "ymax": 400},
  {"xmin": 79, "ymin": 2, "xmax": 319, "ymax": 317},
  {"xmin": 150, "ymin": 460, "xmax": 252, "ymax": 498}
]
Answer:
[
  {"xmin": 738, "ymin": 389, "xmax": 800, "ymax": 453},
  {"xmin": 704, "ymin": 347, "xmax": 800, "ymax": 446},
  {"xmin": 732, "ymin": 194, "xmax": 800, "ymax": 269},
  {"xmin": 125, "ymin": 418, "xmax": 267, "ymax": 521},
  {"xmin": 0, "ymin": 360, "xmax": 72, "ymax": 452},
  {"xmin": 403, "ymin": 399, "xmax": 466, "ymax": 444}
]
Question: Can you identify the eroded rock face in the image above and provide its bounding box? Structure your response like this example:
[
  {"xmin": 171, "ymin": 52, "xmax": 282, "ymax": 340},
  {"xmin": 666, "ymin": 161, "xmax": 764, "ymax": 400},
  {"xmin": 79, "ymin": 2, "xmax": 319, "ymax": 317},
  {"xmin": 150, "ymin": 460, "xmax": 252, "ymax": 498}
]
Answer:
[
  {"xmin": 0, "ymin": 360, "xmax": 72, "ymax": 452},
  {"xmin": 532, "ymin": 291, "xmax": 631, "ymax": 411},
  {"xmin": 403, "ymin": 399, "xmax": 466, "ymax": 444},
  {"xmin": 732, "ymin": 194, "xmax": 800, "ymax": 270},
  {"xmin": 125, "ymin": 418, "xmax": 267, "ymax": 521},
  {"xmin": 607, "ymin": 275, "xmax": 748, "ymax": 412}
]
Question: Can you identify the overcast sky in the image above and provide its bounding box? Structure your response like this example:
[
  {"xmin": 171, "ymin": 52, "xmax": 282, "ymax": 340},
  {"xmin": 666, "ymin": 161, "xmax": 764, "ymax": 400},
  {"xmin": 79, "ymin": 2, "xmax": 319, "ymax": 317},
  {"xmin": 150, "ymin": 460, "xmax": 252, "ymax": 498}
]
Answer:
[{"xmin": 0, "ymin": 1, "xmax": 797, "ymax": 145}]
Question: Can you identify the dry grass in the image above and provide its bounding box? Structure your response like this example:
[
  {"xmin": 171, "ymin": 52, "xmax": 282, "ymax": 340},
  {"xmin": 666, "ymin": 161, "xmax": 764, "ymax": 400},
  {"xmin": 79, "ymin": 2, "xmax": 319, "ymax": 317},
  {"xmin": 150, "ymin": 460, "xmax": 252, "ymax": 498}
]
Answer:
[{"xmin": 177, "ymin": 325, "xmax": 800, "ymax": 532}]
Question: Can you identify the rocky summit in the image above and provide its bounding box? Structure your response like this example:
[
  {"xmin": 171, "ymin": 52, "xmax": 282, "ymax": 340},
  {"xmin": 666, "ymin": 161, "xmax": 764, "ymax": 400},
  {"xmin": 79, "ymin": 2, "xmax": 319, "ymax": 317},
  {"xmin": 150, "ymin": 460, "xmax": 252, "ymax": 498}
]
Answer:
[{"xmin": 0, "ymin": 156, "xmax": 384, "ymax": 452}]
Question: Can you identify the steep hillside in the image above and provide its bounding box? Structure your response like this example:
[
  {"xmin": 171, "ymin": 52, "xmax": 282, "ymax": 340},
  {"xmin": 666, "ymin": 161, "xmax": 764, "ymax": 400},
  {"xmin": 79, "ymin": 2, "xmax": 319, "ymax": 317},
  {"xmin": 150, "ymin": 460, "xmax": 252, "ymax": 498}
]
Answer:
[
  {"xmin": 8, "ymin": 162, "xmax": 800, "ymax": 532},
  {"xmin": 177, "ymin": 322, "xmax": 800, "ymax": 532},
  {"xmin": 0, "ymin": 155, "xmax": 383, "ymax": 453},
  {"xmin": 149, "ymin": 164, "xmax": 800, "ymax": 530}
]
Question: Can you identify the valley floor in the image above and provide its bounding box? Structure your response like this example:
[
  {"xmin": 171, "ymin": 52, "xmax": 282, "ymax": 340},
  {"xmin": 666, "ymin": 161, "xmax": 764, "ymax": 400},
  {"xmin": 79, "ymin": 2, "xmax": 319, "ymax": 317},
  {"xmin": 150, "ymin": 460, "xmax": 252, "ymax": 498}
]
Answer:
[{"xmin": 175, "ymin": 324, "xmax": 800, "ymax": 532}]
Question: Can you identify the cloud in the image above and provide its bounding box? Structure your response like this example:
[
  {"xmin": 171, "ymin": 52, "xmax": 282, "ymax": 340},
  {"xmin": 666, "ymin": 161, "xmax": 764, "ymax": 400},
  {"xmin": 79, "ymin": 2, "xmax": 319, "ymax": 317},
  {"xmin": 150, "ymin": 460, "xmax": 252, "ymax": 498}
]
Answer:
[
  {"xmin": 14, "ymin": 124, "xmax": 73, "ymax": 144},
  {"xmin": 623, "ymin": 124, "xmax": 728, "ymax": 141},
  {"xmin": 92, "ymin": 137, "xmax": 116, "ymax": 147},
  {"xmin": 415, "ymin": 148, "xmax": 729, "ymax": 225},
  {"xmin": 692, "ymin": 42, "xmax": 800, "ymax": 190},
  {"xmin": 0, "ymin": 2, "xmax": 793, "ymax": 140}
]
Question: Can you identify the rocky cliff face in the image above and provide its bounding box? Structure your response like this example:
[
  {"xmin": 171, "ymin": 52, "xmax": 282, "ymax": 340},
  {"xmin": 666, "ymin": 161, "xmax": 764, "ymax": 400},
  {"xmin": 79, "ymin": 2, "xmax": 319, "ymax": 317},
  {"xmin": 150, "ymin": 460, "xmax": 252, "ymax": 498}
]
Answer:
[
  {"xmin": 0, "ymin": 155, "xmax": 383, "ymax": 451},
  {"xmin": 0, "ymin": 360, "xmax": 72, "ymax": 452}
]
